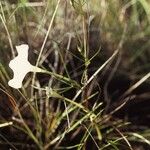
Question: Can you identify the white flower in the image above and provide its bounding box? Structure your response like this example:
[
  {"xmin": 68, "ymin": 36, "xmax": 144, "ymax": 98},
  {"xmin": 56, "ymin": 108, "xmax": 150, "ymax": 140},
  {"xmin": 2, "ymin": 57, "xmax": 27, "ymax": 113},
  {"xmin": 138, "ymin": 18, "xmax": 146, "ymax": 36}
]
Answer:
[{"xmin": 8, "ymin": 44, "xmax": 43, "ymax": 89}]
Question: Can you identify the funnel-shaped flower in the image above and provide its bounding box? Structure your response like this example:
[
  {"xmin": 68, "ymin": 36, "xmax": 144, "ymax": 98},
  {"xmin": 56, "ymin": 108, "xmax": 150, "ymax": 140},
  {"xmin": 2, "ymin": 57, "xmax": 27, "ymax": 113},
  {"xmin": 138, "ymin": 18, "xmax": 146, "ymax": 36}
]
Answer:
[{"xmin": 8, "ymin": 44, "xmax": 42, "ymax": 89}]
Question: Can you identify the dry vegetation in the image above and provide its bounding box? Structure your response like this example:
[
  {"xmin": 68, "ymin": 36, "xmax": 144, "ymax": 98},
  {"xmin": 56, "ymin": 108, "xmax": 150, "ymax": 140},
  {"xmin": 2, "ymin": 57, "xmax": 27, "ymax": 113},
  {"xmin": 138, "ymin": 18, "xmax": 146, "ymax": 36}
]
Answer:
[{"xmin": 0, "ymin": 0, "xmax": 150, "ymax": 149}]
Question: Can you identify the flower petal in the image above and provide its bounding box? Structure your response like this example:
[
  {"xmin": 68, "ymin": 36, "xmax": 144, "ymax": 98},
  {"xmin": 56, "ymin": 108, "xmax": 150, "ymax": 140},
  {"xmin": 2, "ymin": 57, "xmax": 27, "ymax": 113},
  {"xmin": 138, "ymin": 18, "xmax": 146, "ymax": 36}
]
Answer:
[
  {"xmin": 8, "ymin": 44, "xmax": 44, "ymax": 89},
  {"xmin": 16, "ymin": 44, "xmax": 29, "ymax": 60},
  {"xmin": 8, "ymin": 44, "xmax": 33, "ymax": 89}
]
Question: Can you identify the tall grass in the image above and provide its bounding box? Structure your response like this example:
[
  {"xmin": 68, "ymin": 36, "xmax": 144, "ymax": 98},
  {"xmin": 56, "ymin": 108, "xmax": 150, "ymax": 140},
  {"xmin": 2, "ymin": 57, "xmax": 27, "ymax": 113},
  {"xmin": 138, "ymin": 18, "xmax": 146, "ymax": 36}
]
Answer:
[{"xmin": 0, "ymin": 0, "xmax": 150, "ymax": 149}]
